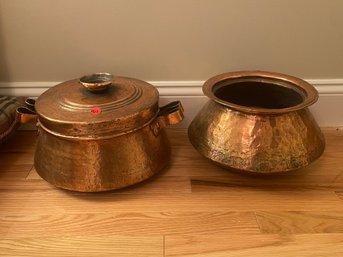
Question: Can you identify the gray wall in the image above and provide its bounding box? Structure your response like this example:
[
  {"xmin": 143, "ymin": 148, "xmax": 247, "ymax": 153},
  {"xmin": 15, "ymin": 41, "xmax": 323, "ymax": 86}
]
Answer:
[{"xmin": 1, "ymin": 0, "xmax": 343, "ymax": 82}]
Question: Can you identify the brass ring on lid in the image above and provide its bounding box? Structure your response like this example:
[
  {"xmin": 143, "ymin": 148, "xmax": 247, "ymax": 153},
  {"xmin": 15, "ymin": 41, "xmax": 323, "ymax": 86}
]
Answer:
[{"xmin": 79, "ymin": 73, "xmax": 113, "ymax": 92}]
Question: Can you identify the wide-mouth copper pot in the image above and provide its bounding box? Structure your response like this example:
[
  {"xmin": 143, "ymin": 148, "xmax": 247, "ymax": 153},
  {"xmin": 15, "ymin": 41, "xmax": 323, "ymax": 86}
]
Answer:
[
  {"xmin": 188, "ymin": 71, "xmax": 325, "ymax": 174},
  {"xmin": 18, "ymin": 73, "xmax": 184, "ymax": 192}
]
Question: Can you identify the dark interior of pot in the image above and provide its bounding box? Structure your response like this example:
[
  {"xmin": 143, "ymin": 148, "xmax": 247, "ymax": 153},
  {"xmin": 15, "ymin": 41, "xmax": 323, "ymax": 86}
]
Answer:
[{"xmin": 214, "ymin": 81, "xmax": 304, "ymax": 109}]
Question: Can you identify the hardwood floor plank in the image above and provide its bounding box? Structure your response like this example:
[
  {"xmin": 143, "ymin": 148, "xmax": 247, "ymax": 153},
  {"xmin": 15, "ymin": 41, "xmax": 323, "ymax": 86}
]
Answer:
[
  {"xmin": 190, "ymin": 174, "xmax": 343, "ymax": 191},
  {"xmin": 166, "ymin": 234, "xmax": 285, "ymax": 256},
  {"xmin": 256, "ymin": 211, "xmax": 343, "ymax": 233},
  {"xmin": 2, "ymin": 212, "xmax": 258, "ymax": 238},
  {"xmin": 0, "ymin": 221, "xmax": 12, "ymax": 238},
  {"xmin": 334, "ymin": 191, "xmax": 343, "ymax": 200},
  {"xmin": 0, "ymin": 178, "xmax": 56, "ymax": 191},
  {"xmin": 167, "ymin": 156, "xmax": 343, "ymax": 178},
  {"xmin": 0, "ymin": 165, "xmax": 33, "ymax": 180},
  {"xmin": 165, "ymin": 234, "xmax": 343, "ymax": 257},
  {"xmin": 0, "ymin": 153, "xmax": 34, "ymax": 166},
  {"xmin": 0, "ymin": 236, "xmax": 163, "ymax": 257},
  {"xmin": 1, "ymin": 189, "xmax": 343, "ymax": 216},
  {"xmin": 23, "ymin": 167, "xmax": 192, "ymax": 194},
  {"xmin": 0, "ymin": 131, "xmax": 36, "ymax": 153},
  {"xmin": 0, "ymin": 177, "xmax": 192, "ymax": 193}
]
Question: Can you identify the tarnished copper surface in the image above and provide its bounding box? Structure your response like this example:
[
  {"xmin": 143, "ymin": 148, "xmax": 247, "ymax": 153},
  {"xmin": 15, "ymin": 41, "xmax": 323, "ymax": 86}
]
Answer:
[
  {"xmin": 35, "ymin": 75, "xmax": 160, "ymax": 139},
  {"xmin": 188, "ymin": 71, "xmax": 325, "ymax": 174},
  {"xmin": 35, "ymin": 124, "xmax": 171, "ymax": 192},
  {"xmin": 17, "ymin": 73, "xmax": 184, "ymax": 191},
  {"xmin": 34, "ymin": 100, "xmax": 183, "ymax": 192}
]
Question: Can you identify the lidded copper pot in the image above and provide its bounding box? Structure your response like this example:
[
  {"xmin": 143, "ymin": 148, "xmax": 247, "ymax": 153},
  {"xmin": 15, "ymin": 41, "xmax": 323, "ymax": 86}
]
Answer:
[
  {"xmin": 188, "ymin": 71, "xmax": 325, "ymax": 174},
  {"xmin": 18, "ymin": 73, "xmax": 184, "ymax": 191}
]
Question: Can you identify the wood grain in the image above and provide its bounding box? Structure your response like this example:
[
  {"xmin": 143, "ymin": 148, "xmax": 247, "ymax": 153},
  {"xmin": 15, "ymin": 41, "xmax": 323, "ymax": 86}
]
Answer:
[
  {"xmin": 334, "ymin": 191, "xmax": 343, "ymax": 200},
  {"xmin": 3, "ymin": 212, "xmax": 259, "ymax": 238},
  {"xmin": 0, "ymin": 164, "xmax": 32, "ymax": 180},
  {"xmin": 165, "ymin": 234, "xmax": 343, "ymax": 257},
  {"xmin": 256, "ymin": 211, "xmax": 343, "ymax": 233},
  {"xmin": 1, "ymin": 189, "xmax": 342, "ymax": 217},
  {"xmin": 0, "ymin": 236, "xmax": 163, "ymax": 257},
  {"xmin": 1, "ymin": 128, "xmax": 343, "ymax": 256},
  {"xmin": 24, "ymin": 167, "xmax": 192, "ymax": 194},
  {"xmin": 0, "ymin": 153, "xmax": 34, "ymax": 166},
  {"xmin": 190, "ymin": 174, "xmax": 343, "ymax": 191}
]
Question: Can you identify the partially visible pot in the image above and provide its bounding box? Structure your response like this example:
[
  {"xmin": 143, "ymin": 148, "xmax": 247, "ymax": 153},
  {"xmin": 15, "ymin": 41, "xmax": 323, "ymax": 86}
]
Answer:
[
  {"xmin": 18, "ymin": 73, "xmax": 184, "ymax": 191},
  {"xmin": 188, "ymin": 71, "xmax": 325, "ymax": 174}
]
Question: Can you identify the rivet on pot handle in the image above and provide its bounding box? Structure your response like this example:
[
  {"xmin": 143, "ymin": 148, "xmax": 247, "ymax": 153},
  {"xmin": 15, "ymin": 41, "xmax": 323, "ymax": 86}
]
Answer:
[
  {"xmin": 16, "ymin": 98, "xmax": 38, "ymax": 124},
  {"xmin": 150, "ymin": 101, "xmax": 184, "ymax": 136}
]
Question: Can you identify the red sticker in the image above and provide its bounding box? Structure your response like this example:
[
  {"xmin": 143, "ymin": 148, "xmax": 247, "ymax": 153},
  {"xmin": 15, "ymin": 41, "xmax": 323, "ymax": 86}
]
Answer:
[{"xmin": 90, "ymin": 107, "xmax": 102, "ymax": 115}]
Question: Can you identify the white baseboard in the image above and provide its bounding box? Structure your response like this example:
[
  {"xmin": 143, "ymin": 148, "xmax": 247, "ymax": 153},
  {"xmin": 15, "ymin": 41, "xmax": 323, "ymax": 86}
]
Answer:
[{"xmin": 1, "ymin": 79, "xmax": 343, "ymax": 127}]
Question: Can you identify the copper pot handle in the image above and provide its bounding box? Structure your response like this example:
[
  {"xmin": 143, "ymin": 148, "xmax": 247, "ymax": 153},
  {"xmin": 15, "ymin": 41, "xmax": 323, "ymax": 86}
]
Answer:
[
  {"xmin": 16, "ymin": 98, "xmax": 38, "ymax": 124},
  {"xmin": 150, "ymin": 101, "xmax": 184, "ymax": 136}
]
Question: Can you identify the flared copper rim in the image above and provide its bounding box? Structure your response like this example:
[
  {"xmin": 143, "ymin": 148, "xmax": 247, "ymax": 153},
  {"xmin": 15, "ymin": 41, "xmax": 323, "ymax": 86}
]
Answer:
[{"xmin": 203, "ymin": 71, "xmax": 318, "ymax": 115}]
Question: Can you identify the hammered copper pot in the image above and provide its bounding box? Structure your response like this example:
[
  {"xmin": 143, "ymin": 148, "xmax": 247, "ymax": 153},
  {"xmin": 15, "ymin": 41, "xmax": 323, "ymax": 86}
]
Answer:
[
  {"xmin": 188, "ymin": 71, "xmax": 325, "ymax": 174},
  {"xmin": 17, "ymin": 73, "xmax": 184, "ymax": 192}
]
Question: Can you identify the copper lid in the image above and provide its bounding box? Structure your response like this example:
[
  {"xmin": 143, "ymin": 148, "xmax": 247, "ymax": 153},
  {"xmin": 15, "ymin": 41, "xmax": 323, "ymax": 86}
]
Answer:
[{"xmin": 35, "ymin": 73, "xmax": 159, "ymax": 139}]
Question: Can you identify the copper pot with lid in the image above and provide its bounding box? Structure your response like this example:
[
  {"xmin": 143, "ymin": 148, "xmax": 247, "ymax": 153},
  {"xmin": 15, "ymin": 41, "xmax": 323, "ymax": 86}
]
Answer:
[
  {"xmin": 18, "ymin": 73, "xmax": 184, "ymax": 192},
  {"xmin": 188, "ymin": 71, "xmax": 325, "ymax": 174}
]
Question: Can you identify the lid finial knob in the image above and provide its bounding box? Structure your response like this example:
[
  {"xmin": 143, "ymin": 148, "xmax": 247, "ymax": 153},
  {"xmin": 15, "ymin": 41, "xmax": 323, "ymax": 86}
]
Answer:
[{"xmin": 79, "ymin": 73, "xmax": 113, "ymax": 92}]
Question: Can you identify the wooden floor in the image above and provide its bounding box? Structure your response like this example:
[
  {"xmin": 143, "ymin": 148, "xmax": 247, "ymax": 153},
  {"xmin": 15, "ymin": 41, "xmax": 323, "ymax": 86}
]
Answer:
[{"xmin": 1, "ymin": 128, "xmax": 343, "ymax": 256}]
